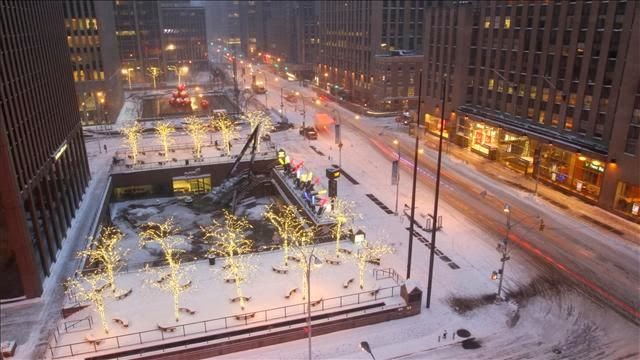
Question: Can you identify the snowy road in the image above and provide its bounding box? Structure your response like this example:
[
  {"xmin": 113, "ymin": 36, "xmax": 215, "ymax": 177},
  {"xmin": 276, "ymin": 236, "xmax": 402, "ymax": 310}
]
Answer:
[{"xmin": 247, "ymin": 66, "xmax": 640, "ymax": 326}]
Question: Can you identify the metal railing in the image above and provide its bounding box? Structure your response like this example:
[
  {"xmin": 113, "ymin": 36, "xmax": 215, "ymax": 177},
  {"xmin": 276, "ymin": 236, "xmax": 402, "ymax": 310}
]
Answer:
[
  {"xmin": 48, "ymin": 283, "xmax": 403, "ymax": 359},
  {"xmin": 374, "ymin": 268, "xmax": 404, "ymax": 284}
]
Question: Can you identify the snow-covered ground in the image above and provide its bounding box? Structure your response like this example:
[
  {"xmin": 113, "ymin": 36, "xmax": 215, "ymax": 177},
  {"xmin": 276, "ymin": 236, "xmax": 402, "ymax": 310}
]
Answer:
[{"xmin": 43, "ymin": 70, "xmax": 640, "ymax": 360}]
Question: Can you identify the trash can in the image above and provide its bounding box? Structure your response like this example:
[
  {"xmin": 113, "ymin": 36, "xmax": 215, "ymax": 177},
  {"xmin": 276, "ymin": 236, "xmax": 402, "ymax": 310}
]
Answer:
[{"xmin": 208, "ymin": 255, "xmax": 216, "ymax": 265}]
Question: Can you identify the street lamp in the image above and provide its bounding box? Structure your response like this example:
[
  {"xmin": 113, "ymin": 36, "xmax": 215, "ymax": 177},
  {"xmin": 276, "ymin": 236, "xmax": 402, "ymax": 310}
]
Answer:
[
  {"xmin": 360, "ymin": 341, "xmax": 376, "ymax": 360},
  {"xmin": 406, "ymin": 70, "xmax": 423, "ymax": 280},
  {"xmin": 304, "ymin": 253, "xmax": 323, "ymax": 360},
  {"xmin": 393, "ymin": 139, "xmax": 400, "ymax": 216}
]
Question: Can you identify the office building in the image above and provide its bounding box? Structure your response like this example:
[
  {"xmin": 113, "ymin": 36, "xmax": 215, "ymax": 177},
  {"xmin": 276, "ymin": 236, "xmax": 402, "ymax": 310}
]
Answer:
[
  {"xmin": 421, "ymin": 1, "xmax": 640, "ymax": 220},
  {"xmin": 317, "ymin": 0, "xmax": 424, "ymax": 109},
  {"xmin": 0, "ymin": 1, "xmax": 91, "ymax": 299},
  {"xmin": 63, "ymin": 0, "xmax": 123, "ymax": 125},
  {"xmin": 161, "ymin": 5, "xmax": 208, "ymax": 71}
]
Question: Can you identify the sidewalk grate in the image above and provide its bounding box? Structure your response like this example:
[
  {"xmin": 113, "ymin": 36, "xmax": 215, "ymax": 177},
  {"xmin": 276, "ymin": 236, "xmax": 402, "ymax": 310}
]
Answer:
[
  {"xmin": 309, "ymin": 145, "xmax": 325, "ymax": 156},
  {"xmin": 332, "ymin": 164, "xmax": 359, "ymax": 185},
  {"xmin": 404, "ymin": 226, "xmax": 460, "ymax": 270},
  {"xmin": 365, "ymin": 194, "xmax": 394, "ymax": 214}
]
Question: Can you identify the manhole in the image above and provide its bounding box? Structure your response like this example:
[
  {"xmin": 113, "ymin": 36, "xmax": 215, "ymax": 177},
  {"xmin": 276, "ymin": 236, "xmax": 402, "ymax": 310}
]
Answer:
[
  {"xmin": 461, "ymin": 337, "xmax": 481, "ymax": 350},
  {"xmin": 456, "ymin": 329, "xmax": 471, "ymax": 338}
]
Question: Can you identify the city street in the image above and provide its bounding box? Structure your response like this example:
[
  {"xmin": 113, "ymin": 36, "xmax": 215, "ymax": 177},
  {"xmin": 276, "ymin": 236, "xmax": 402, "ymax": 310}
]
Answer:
[{"xmin": 245, "ymin": 62, "xmax": 640, "ymax": 324}]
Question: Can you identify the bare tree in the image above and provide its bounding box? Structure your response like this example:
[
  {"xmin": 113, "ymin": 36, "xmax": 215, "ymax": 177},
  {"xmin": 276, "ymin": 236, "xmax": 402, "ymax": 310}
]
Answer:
[
  {"xmin": 121, "ymin": 121, "xmax": 144, "ymax": 164},
  {"xmin": 263, "ymin": 203, "xmax": 308, "ymax": 266},
  {"xmin": 350, "ymin": 240, "xmax": 393, "ymax": 289},
  {"xmin": 210, "ymin": 114, "xmax": 237, "ymax": 155},
  {"xmin": 185, "ymin": 116, "xmax": 207, "ymax": 159},
  {"xmin": 154, "ymin": 121, "xmax": 175, "ymax": 160},
  {"xmin": 326, "ymin": 198, "xmax": 361, "ymax": 256},
  {"xmin": 244, "ymin": 111, "xmax": 274, "ymax": 151},
  {"xmin": 65, "ymin": 272, "xmax": 111, "ymax": 333}
]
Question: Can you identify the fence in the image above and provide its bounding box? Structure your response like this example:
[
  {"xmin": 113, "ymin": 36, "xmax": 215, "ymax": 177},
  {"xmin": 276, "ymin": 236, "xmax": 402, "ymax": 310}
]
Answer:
[
  {"xmin": 374, "ymin": 267, "xmax": 404, "ymax": 284},
  {"xmin": 48, "ymin": 283, "xmax": 403, "ymax": 359}
]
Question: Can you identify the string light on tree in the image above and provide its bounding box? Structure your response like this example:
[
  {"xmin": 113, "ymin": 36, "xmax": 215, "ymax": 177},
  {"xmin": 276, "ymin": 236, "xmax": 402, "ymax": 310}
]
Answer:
[
  {"xmin": 146, "ymin": 66, "xmax": 162, "ymax": 89},
  {"xmin": 65, "ymin": 272, "xmax": 111, "ymax": 334},
  {"xmin": 139, "ymin": 218, "xmax": 192, "ymax": 322},
  {"xmin": 184, "ymin": 116, "xmax": 207, "ymax": 159},
  {"xmin": 77, "ymin": 225, "xmax": 128, "ymax": 293},
  {"xmin": 263, "ymin": 203, "xmax": 308, "ymax": 266},
  {"xmin": 120, "ymin": 121, "xmax": 144, "ymax": 164},
  {"xmin": 202, "ymin": 210, "xmax": 254, "ymax": 310},
  {"xmin": 154, "ymin": 121, "xmax": 176, "ymax": 160},
  {"xmin": 327, "ymin": 198, "xmax": 360, "ymax": 256},
  {"xmin": 210, "ymin": 114, "xmax": 237, "ymax": 156},
  {"xmin": 243, "ymin": 111, "xmax": 274, "ymax": 152},
  {"xmin": 351, "ymin": 239, "xmax": 393, "ymax": 289}
]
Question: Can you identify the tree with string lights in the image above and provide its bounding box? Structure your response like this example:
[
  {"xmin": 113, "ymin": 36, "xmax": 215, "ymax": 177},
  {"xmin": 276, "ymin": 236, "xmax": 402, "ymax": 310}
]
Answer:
[
  {"xmin": 146, "ymin": 66, "xmax": 162, "ymax": 89},
  {"xmin": 121, "ymin": 121, "xmax": 144, "ymax": 164},
  {"xmin": 77, "ymin": 225, "xmax": 128, "ymax": 293},
  {"xmin": 202, "ymin": 210, "xmax": 255, "ymax": 310},
  {"xmin": 65, "ymin": 271, "xmax": 111, "ymax": 334},
  {"xmin": 185, "ymin": 116, "xmax": 207, "ymax": 159},
  {"xmin": 327, "ymin": 198, "xmax": 361, "ymax": 256},
  {"xmin": 244, "ymin": 111, "xmax": 274, "ymax": 152},
  {"xmin": 210, "ymin": 114, "xmax": 237, "ymax": 155},
  {"xmin": 139, "ymin": 218, "xmax": 192, "ymax": 322},
  {"xmin": 154, "ymin": 121, "xmax": 175, "ymax": 160},
  {"xmin": 263, "ymin": 203, "xmax": 307, "ymax": 266},
  {"xmin": 350, "ymin": 239, "xmax": 393, "ymax": 290}
]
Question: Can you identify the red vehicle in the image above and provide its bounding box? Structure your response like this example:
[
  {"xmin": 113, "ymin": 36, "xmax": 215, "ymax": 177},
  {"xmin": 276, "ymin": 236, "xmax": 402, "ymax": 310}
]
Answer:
[{"xmin": 314, "ymin": 113, "xmax": 334, "ymax": 134}]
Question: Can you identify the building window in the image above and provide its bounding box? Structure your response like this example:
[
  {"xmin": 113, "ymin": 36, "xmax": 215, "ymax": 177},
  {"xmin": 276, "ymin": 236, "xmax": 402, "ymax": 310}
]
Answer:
[
  {"xmin": 504, "ymin": 16, "xmax": 511, "ymax": 29},
  {"xmin": 625, "ymin": 125, "xmax": 640, "ymax": 154},
  {"xmin": 484, "ymin": 16, "xmax": 491, "ymax": 29}
]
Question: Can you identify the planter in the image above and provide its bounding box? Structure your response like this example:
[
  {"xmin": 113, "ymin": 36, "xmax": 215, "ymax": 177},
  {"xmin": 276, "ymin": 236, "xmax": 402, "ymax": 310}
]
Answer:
[{"xmin": 208, "ymin": 256, "xmax": 216, "ymax": 265}]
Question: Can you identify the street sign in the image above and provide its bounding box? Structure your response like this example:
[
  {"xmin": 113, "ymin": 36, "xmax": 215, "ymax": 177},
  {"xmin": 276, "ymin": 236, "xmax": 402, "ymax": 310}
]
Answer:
[{"xmin": 391, "ymin": 160, "xmax": 399, "ymax": 185}]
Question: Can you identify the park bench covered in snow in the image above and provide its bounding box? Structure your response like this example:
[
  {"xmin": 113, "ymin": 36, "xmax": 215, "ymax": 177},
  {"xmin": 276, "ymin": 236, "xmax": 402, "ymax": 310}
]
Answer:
[
  {"xmin": 310, "ymin": 298, "xmax": 323, "ymax": 307},
  {"xmin": 285, "ymin": 288, "xmax": 299, "ymax": 299},
  {"xmin": 235, "ymin": 312, "xmax": 256, "ymax": 321},
  {"xmin": 324, "ymin": 256, "xmax": 341, "ymax": 265},
  {"xmin": 272, "ymin": 265, "xmax": 288, "ymax": 274},
  {"xmin": 369, "ymin": 285, "xmax": 381, "ymax": 296},
  {"xmin": 85, "ymin": 334, "xmax": 102, "ymax": 345},
  {"xmin": 157, "ymin": 323, "xmax": 177, "ymax": 332},
  {"xmin": 338, "ymin": 248, "xmax": 352, "ymax": 255},
  {"xmin": 230, "ymin": 296, "xmax": 251, "ymax": 304},
  {"xmin": 113, "ymin": 317, "xmax": 129, "ymax": 328},
  {"xmin": 114, "ymin": 288, "xmax": 132, "ymax": 300},
  {"xmin": 286, "ymin": 255, "xmax": 301, "ymax": 263},
  {"xmin": 179, "ymin": 307, "xmax": 197, "ymax": 315},
  {"xmin": 343, "ymin": 278, "xmax": 355, "ymax": 289}
]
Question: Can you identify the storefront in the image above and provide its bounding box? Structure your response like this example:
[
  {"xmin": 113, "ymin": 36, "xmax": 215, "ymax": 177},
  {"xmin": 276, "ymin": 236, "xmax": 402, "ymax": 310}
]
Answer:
[
  {"xmin": 172, "ymin": 174, "xmax": 211, "ymax": 195},
  {"xmin": 614, "ymin": 182, "xmax": 640, "ymax": 219},
  {"xmin": 424, "ymin": 113, "xmax": 451, "ymax": 139},
  {"xmin": 537, "ymin": 147, "xmax": 604, "ymax": 201}
]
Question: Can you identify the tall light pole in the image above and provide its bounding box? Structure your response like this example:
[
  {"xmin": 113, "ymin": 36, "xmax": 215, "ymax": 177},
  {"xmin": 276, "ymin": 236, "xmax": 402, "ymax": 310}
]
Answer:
[
  {"xmin": 426, "ymin": 74, "xmax": 447, "ymax": 309},
  {"xmin": 406, "ymin": 71, "xmax": 423, "ymax": 280},
  {"xmin": 121, "ymin": 68, "xmax": 133, "ymax": 90},
  {"xmin": 297, "ymin": 91, "xmax": 306, "ymax": 129},
  {"xmin": 497, "ymin": 204, "xmax": 512, "ymax": 300},
  {"xmin": 280, "ymin": 86, "xmax": 285, "ymax": 119},
  {"xmin": 305, "ymin": 253, "xmax": 322, "ymax": 360},
  {"xmin": 393, "ymin": 139, "xmax": 400, "ymax": 216}
]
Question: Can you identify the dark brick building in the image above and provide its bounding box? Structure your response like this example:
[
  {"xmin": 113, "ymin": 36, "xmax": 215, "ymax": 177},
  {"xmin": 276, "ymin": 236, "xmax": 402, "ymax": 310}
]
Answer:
[{"xmin": 0, "ymin": 1, "xmax": 91, "ymax": 299}]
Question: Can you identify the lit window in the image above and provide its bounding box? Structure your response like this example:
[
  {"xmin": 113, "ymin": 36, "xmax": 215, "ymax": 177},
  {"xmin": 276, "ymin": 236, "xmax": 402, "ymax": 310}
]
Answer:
[
  {"xmin": 100, "ymin": 71, "xmax": 105, "ymax": 80},
  {"xmin": 408, "ymin": 86, "xmax": 415, "ymax": 97},
  {"xmin": 538, "ymin": 111, "xmax": 545, "ymax": 124},
  {"xmin": 504, "ymin": 17, "xmax": 511, "ymax": 29},
  {"xmin": 488, "ymin": 78, "xmax": 495, "ymax": 90},
  {"xmin": 530, "ymin": 86, "xmax": 537, "ymax": 99},
  {"xmin": 484, "ymin": 16, "xmax": 491, "ymax": 29}
]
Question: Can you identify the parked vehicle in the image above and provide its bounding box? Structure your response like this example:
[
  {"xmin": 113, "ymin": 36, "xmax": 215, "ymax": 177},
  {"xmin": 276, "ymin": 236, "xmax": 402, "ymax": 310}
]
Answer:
[{"xmin": 299, "ymin": 126, "xmax": 318, "ymax": 140}]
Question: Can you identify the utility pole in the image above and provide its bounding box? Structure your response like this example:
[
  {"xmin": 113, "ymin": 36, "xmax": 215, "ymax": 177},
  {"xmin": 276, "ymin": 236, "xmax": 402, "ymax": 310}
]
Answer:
[
  {"xmin": 426, "ymin": 74, "xmax": 446, "ymax": 309},
  {"xmin": 232, "ymin": 46, "xmax": 240, "ymax": 111},
  {"xmin": 406, "ymin": 71, "xmax": 423, "ymax": 280},
  {"xmin": 497, "ymin": 205, "xmax": 512, "ymax": 299}
]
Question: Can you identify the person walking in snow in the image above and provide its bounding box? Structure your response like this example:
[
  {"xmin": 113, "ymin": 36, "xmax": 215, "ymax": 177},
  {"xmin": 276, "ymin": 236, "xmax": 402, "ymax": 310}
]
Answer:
[{"xmin": 443, "ymin": 330, "xmax": 447, "ymax": 340}]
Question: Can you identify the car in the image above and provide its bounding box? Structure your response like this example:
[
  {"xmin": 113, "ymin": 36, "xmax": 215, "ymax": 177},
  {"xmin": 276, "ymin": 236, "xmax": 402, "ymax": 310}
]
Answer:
[{"xmin": 299, "ymin": 126, "xmax": 318, "ymax": 140}]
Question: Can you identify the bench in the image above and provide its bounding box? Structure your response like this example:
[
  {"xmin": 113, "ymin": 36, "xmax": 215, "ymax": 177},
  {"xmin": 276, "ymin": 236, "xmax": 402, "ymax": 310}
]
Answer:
[
  {"xmin": 230, "ymin": 296, "xmax": 251, "ymax": 304},
  {"xmin": 310, "ymin": 298, "xmax": 324, "ymax": 307},
  {"xmin": 235, "ymin": 312, "xmax": 256, "ymax": 321},
  {"xmin": 96, "ymin": 283, "xmax": 109, "ymax": 293},
  {"xmin": 343, "ymin": 278, "xmax": 355, "ymax": 289},
  {"xmin": 366, "ymin": 258, "xmax": 381, "ymax": 266},
  {"xmin": 369, "ymin": 286, "xmax": 381, "ymax": 296},
  {"xmin": 286, "ymin": 255, "xmax": 301, "ymax": 263},
  {"xmin": 113, "ymin": 317, "xmax": 129, "ymax": 328},
  {"xmin": 85, "ymin": 334, "xmax": 102, "ymax": 345},
  {"xmin": 114, "ymin": 288, "xmax": 132, "ymax": 300},
  {"xmin": 180, "ymin": 280, "xmax": 192, "ymax": 290},
  {"xmin": 285, "ymin": 288, "xmax": 299, "ymax": 299},
  {"xmin": 156, "ymin": 274, "xmax": 170, "ymax": 284},
  {"xmin": 324, "ymin": 257, "xmax": 341, "ymax": 265},
  {"xmin": 272, "ymin": 266, "xmax": 288, "ymax": 274},
  {"xmin": 157, "ymin": 323, "xmax": 177, "ymax": 332},
  {"xmin": 179, "ymin": 307, "xmax": 196, "ymax": 315},
  {"xmin": 337, "ymin": 248, "xmax": 352, "ymax": 255},
  {"xmin": 224, "ymin": 277, "xmax": 243, "ymax": 283}
]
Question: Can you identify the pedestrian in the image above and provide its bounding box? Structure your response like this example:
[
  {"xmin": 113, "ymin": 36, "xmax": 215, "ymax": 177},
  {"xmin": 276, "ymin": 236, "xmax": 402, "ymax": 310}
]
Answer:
[
  {"xmin": 453, "ymin": 332, "xmax": 456, "ymax": 340},
  {"xmin": 443, "ymin": 330, "xmax": 447, "ymax": 340},
  {"xmin": 438, "ymin": 335, "xmax": 440, "ymax": 343},
  {"xmin": 104, "ymin": 144, "xmax": 107, "ymax": 152}
]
